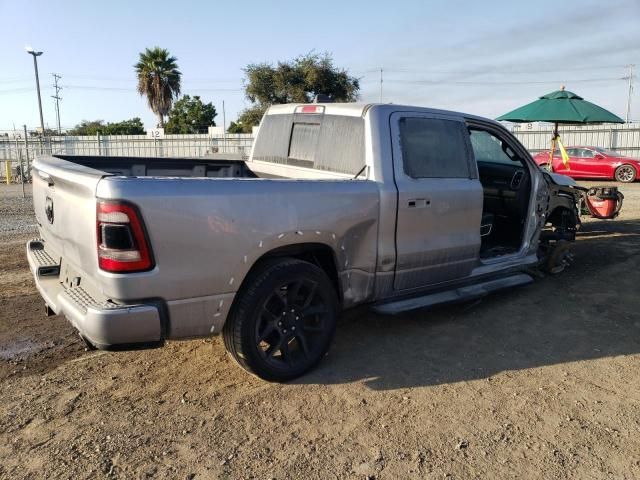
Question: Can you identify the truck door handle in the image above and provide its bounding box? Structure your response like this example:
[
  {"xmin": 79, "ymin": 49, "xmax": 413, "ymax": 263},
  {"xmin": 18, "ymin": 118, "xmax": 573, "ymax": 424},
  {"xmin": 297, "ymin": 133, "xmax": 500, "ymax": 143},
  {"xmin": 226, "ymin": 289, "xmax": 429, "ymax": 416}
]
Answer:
[
  {"xmin": 407, "ymin": 198, "xmax": 430, "ymax": 208},
  {"xmin": 37, "ymin": 171, "xmax": 54, "ymax": 186}
]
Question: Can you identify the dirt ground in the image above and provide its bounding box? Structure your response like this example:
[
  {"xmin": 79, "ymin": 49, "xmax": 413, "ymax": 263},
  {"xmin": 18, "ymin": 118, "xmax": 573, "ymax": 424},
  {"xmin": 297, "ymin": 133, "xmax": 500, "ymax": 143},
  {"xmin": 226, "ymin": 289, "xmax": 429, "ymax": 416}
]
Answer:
[{"xmin": 1, "ymin": 181, "xmax": 639, "ymax": 480}]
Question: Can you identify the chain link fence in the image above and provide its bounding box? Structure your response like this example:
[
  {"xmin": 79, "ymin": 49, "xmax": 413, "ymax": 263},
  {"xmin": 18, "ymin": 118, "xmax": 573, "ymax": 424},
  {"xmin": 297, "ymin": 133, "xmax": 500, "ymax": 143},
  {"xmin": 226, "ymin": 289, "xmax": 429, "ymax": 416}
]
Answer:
[
  {"xmin": 0, "ymin": 132, "xmax": 255, "ymax": 184},
  {"xmin": 511, "ymin": 122, "xmax": 640, "ymax": 156},
  {"xmin": 1, "ymin": 123, "xmax": 639, "ymax": 184}
]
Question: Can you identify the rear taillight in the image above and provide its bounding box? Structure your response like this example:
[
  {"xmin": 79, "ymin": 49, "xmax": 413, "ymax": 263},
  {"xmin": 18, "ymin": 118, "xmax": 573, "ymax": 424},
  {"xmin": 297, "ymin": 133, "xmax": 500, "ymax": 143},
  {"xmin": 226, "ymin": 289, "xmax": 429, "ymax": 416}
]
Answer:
[{"xmin": 97, "ymin": 201, "xmax": 153, "ymax": 272}]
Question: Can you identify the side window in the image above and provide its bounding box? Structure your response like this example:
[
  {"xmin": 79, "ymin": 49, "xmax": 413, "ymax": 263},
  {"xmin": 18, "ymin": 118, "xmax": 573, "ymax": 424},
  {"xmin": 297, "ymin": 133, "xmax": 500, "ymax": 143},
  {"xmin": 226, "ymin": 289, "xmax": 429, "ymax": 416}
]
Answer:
[
  {"xmin": 565, "ymin": 148, "xmax": 577, "ymax": 157},
  {"xmin": 469, "ymin": 129, "xmax": 519, "ymax": 165},
  {"xmin": 580, "ymin": 149, "xmax": 594, "ymax": 158},
  {"xmin": 398, "ymin": 117, "xmax": 470, "ymax": 179}
]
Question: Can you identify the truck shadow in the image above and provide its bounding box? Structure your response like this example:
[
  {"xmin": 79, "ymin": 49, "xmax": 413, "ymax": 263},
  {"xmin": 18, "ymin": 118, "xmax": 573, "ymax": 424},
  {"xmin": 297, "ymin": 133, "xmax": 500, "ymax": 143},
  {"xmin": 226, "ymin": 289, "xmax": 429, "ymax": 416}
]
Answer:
[{"xmin": 296, "ymin": 218, "xmax": 640, "ymax": 390}]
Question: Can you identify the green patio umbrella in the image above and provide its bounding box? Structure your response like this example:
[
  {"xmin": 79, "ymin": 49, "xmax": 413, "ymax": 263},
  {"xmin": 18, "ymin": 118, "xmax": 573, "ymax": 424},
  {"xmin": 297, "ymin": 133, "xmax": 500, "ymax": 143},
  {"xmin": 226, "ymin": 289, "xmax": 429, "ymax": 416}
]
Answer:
[
  {"xmin": 497, "ymin": 87, "xmax": 624, "ymax": 170},
  {"xmin": 497, "ymin": 88, "xmax": 624, "ymax": 125}
]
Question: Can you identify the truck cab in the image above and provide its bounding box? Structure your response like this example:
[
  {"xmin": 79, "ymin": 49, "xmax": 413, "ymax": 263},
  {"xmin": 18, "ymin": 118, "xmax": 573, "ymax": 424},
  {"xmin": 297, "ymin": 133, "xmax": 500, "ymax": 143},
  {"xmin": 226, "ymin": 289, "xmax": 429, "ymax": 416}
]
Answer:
[{"xmin": 250, "ymin": 104, "xmax": 550, "ymax": 294}]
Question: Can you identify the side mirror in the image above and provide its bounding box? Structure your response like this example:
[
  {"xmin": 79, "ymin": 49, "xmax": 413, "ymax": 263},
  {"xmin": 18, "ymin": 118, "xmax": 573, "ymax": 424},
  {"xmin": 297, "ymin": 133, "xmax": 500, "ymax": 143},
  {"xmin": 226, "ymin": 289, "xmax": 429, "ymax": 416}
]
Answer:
[{"xmin": 594, "ymin": 153, "xmax": 605, "ymax": 160}]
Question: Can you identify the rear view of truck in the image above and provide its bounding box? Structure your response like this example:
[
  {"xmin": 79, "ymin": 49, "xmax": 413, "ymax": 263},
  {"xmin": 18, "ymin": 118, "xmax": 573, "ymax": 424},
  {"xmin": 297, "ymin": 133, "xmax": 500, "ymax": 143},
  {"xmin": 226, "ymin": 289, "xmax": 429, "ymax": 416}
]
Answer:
[
  {"xmin": 27, "ymin": 156, "xmax": 163, "ymax": 348},
  {"xmin": 26, "ymin": 105, "xmax": 379, "ymax": 381}
]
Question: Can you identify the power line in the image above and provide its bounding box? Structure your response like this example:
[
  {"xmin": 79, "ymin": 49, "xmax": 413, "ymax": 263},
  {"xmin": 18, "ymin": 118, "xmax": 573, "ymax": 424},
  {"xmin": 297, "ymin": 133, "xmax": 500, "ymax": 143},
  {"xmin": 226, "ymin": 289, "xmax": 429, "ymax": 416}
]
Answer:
[
  {"xmin": 13, "ymin": 64, "xmax": 634, "ymax": 83},
  {"xmin": 62, "ymin": 74, "xmax": 243, "ymax": 83},
  {"xmin": 0, "ymin": 76, "xmax": 625, "ymax": 97},
  {"xmin": 52, "ymin": 73, "xmax": 62, "ymax": 134},
  {"xmin": 0, "ymin": 76, "xmax": 33, "ymax": 84},
  {"xmin": 59, "ymin": 84, "xmax": 243, "ymax": 92},
  {"xmin": 353, "ymin": 64, "xmax": 632, "ymax": 75},
  {"xmin": 360, "ymin": 77, "xmax": 625, "ymax": 86},
  {"xmin": 0, "ymin": 87, "xmax": 43, "ymax": 95}
]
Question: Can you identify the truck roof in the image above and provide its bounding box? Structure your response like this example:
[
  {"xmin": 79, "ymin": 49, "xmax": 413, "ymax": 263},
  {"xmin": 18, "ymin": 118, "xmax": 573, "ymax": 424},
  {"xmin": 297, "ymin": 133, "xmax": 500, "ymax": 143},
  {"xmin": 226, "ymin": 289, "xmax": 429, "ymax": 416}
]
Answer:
[
  {"xmin": 266, "ymin": 103, "xmax": 372, "ymax": 117},
  {"xmin": 265, "ymin": 102, "xmax": 500, "ymax": 126}
]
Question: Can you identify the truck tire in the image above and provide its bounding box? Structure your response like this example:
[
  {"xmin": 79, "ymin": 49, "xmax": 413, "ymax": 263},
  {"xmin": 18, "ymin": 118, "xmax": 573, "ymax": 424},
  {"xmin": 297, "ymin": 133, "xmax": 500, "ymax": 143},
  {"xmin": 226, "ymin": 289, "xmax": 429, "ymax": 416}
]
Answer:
[
  {"xmin": 544, "ymin": 240, "xmax": 573, "ymax": 274},
  {"xmin": 223, "ymin": 258, "xmax": 339, "ymax": 382}
]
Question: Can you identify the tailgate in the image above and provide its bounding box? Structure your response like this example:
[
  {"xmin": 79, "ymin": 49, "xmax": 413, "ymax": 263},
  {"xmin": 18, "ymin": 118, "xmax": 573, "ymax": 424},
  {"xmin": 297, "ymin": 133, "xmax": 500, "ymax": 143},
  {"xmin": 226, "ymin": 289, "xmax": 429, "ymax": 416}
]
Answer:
[{"xmin": 31, "ymin": 156, "xmax": 110, "ymax": 280}]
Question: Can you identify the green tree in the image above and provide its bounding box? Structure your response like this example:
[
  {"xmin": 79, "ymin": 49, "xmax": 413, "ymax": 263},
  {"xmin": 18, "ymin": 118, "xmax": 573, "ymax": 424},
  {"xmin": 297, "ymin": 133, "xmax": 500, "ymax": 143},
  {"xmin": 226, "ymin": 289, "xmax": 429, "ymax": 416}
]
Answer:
[
  {"xmin": 232, "ymin": 105, "xmax": 267, "ymax": 133},
  {"xmin": 165, "ymin": 95, "xmax": 217, "ymax": 134},
  {"xmin": 235, "ymin": 52, "xmax": 360, "ymax": 130},
  {"xmin": 28, "ymin": 128, "xmax": 62, "ymax": 136},
  {"xmin": 227, "ymin": 121, "xmax": 246, "ymax": 134},
  {"xmin": 135, "ymin": 47, "xmax": 182, "ymax": 128},
  {"xmin": 68, "ymin": 118, "xmax": 146, "ymax": 135},
  {"xmin": 67, "ymin": 120, "xmax": 107, "ymax": 136},
  {"xmin": 104, "ymin": 117, "xmax": 146, "ymax": 135}
]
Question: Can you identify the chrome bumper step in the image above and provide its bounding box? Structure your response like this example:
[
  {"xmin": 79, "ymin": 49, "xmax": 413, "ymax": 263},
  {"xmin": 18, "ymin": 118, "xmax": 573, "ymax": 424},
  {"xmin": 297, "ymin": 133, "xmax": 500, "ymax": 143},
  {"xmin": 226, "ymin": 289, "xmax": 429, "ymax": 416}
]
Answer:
[{"xmin": 27, "ymin": 239, "xmax": 61, "ymax": 277}]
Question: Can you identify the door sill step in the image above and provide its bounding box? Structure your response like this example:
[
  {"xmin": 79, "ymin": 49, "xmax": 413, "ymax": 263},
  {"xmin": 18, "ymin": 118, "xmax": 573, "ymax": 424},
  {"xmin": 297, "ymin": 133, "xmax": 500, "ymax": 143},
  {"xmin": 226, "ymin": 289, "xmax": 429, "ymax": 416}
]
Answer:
[{"xmin": 371, "ymin": 273, "xmax": 533, "ymax": 315}]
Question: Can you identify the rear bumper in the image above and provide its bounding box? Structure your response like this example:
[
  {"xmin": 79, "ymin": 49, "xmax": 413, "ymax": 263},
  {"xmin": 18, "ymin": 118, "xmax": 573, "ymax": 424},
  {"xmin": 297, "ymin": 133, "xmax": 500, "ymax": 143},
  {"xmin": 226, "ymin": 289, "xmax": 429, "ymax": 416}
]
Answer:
[{"xmin": 26, "ymin": 239, "xmax": 162, "ymax": 348}]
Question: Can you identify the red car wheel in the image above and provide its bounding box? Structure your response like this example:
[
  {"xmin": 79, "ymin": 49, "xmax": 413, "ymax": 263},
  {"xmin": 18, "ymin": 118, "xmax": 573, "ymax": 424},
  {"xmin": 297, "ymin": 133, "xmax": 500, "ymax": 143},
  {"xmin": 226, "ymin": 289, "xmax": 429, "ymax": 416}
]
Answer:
[{"xmin": 614, "ymin": 164, "xmax": 636, "ymax": 183}]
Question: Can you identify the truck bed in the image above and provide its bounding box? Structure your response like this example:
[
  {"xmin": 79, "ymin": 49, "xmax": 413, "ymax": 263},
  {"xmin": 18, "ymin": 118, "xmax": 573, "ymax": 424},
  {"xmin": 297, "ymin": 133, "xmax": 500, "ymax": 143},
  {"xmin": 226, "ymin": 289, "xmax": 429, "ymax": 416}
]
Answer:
[{"xmin": 54, "ymin": 155, "xmax": 259, "ymax": 179}]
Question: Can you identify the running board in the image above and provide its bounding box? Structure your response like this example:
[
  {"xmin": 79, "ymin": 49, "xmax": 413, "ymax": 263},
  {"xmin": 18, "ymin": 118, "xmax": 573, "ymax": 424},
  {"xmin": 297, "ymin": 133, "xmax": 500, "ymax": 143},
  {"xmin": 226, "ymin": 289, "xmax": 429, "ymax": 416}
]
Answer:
[{"xmin": 371, "ymin": 273, "xmax": 533, "ymax": 315}]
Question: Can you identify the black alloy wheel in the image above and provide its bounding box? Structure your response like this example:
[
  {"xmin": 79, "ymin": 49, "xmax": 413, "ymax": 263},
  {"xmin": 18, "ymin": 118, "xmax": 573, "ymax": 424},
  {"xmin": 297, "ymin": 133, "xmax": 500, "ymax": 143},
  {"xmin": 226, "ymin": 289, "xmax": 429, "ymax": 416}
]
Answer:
[{"xmin": 223, "ymin": 258, "xmax": 338, "ymax": 381}]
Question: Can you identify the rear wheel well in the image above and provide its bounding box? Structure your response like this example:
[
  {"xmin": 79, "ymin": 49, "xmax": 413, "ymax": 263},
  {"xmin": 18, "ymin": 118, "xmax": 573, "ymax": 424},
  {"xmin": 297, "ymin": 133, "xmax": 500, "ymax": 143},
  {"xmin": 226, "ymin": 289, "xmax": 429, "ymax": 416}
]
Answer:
[{"xmin": 240, "ymin": 243, "xmax": 342, "ymax": 303}]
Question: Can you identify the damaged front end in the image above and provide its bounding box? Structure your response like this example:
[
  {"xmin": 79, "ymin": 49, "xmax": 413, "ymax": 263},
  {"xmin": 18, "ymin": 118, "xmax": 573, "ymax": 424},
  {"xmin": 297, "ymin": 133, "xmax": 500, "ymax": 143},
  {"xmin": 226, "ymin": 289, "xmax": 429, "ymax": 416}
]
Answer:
[{"xmin": 538, "ymin": 172, "xmax": 585, "ymax": 273}]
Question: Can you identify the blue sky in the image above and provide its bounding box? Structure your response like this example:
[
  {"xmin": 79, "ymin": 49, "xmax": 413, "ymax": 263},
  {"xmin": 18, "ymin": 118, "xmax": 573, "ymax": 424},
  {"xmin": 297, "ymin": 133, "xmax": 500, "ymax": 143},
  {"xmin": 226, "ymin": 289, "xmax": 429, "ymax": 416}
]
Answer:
[{"xmin": 0, "ymin": 0, "xmax": 638, "ymax": 132}]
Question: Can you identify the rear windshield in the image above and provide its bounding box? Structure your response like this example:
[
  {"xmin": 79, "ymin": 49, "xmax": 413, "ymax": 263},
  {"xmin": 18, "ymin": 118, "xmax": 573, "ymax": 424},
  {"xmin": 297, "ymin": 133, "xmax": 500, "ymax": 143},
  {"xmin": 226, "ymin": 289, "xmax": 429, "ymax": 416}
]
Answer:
[{"xmin": 252, "ymin": 113, "xmax": 365, "ymax": 175}]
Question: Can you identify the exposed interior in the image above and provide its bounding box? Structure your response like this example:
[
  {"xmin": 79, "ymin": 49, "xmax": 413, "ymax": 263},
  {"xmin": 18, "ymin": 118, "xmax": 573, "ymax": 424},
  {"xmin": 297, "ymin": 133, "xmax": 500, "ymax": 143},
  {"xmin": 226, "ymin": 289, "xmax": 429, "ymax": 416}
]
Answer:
[{"xmin": 468, "ymin": 129, "xmax": 532, "ymax": 259}]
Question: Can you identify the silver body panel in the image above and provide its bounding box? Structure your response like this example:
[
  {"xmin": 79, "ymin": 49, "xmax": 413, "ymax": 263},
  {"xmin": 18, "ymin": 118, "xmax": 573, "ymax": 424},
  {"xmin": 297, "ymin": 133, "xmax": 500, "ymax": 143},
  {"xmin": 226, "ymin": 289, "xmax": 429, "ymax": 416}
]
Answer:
[{"xmin": 28, "ymin": 103, "xmax": 552, "ymax": 346}]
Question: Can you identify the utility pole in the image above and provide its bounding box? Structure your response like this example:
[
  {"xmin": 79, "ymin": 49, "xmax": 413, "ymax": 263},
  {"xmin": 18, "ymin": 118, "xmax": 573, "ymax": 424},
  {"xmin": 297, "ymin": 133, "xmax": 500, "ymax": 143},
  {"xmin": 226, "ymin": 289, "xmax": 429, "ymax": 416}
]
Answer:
[
  {"xmin": 625, "ymin": 64, "xmax": 635, "ymax": 123},
  {"xmin": 379, "ymin": 68, "xmax": 383, "ymax": 103},
  {"xmin": 222, "ymin": 100, "xmax": 227, "ymax": 153},
  {"xmin": 52, "ymin": 73, "xmax": 62, "ymax": 134},
  {"xmin": 21, "ymin": 125, "xmax": 29, "ymax": 198},
  {"xmin": 23, "ymin": 125, "xmax": 30, "ymax": 174}
]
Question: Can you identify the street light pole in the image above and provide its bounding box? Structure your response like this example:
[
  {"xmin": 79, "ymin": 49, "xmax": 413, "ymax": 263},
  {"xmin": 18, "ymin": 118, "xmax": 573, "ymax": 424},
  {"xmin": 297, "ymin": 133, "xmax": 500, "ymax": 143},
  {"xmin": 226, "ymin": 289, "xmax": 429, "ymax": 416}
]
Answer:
[{"xmin": 26, "ymin": 47, "xmax": 46, "ymax": 136}]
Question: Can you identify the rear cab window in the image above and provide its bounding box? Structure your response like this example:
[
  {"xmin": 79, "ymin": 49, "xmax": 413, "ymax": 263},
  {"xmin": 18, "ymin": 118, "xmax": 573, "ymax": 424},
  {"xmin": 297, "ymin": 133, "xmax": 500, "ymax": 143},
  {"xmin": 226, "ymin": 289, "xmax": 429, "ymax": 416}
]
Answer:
[{"xmin": 252, "ymin": 111, "xmax": 365, "ymax": 176}]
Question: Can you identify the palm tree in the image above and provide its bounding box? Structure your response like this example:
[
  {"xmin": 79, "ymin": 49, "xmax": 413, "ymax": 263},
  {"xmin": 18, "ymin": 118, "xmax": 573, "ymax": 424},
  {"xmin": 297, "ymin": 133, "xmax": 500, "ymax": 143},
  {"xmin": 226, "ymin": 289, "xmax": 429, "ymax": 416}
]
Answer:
[{"xmin": 135, "ymin": 47, "xmax": 181, "ymax": 128}]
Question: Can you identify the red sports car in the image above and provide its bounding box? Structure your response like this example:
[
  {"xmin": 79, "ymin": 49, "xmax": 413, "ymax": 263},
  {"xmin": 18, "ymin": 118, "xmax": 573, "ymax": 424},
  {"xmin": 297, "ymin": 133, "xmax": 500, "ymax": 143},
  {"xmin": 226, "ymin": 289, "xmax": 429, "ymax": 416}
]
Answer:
[{"xmin": 532, "ymin": 146, "xmax": 640, "ymax": 183}]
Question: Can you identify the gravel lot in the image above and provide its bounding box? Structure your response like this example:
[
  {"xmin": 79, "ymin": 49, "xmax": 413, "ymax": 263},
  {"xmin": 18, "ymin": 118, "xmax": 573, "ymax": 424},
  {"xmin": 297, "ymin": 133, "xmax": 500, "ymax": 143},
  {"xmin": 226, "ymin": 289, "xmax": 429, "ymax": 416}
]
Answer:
[
  {"xmin": 1, "ymin": 181, "xmax": 639, "ymax": 479},
  {"xmin": 0, "ymin": 185, "xmax": 37, "ymax": 239}
]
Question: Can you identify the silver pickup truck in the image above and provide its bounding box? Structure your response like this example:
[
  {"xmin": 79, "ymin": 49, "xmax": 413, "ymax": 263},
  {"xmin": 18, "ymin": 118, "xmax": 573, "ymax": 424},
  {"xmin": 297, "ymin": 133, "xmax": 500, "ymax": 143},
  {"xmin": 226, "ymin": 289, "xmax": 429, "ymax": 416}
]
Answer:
[{"xmin": 27, "ymin": 103, "xmax": 581, "ymax": 381}]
